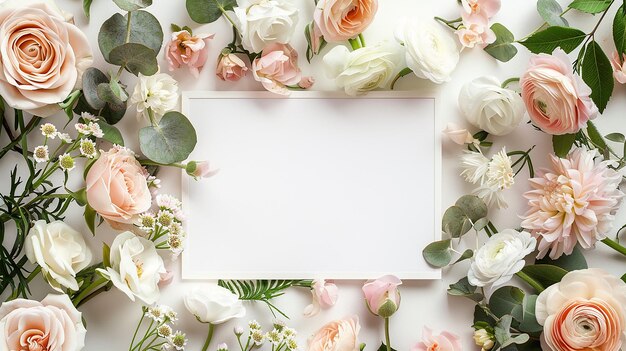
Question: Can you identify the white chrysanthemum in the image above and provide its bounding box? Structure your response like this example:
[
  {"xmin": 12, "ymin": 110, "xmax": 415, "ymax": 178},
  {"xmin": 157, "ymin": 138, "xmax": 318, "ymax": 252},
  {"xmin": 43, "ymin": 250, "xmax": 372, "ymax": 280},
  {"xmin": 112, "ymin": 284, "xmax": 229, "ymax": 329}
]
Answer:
[
  {"xmin": 58, "ymin": 153, "xmax": 75, "ymax": 171},
  {"xmin": 131, "ymin": 73, "xmax": 179, "ymax": 119},
  {"xmin": 80, "ymin": 139, "xmax": 97, "ymax": 158},
  {"xmin": 486, "ymin": 148, "xmax": 514, "ymax": 189},
  {"xmin": 286, "ymin": 338, "xmax": 298, "ymax": 350},
  {"xmin": 460, "ymin": 151, "xmax": 490, "ymax": 184},
  {"xmin": 33, "ymin": 145, "xmax": 49, "ymax": 163},
  {"xmin": 57, "ymin": 133, "xmax": 72, "ymax": 143},
  {"xmin": 40, "ymin": 123, "xmax": 57, "ymax": 138},
  {"xmin": 156, "ymin": 194, "xmax": 181, "ymax": 210}
]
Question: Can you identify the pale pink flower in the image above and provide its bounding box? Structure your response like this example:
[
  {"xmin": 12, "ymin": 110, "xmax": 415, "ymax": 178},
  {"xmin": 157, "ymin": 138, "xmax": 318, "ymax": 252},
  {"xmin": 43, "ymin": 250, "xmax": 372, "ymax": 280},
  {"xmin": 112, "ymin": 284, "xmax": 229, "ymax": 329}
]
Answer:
[
  {"xmin": 314, "ymin": 0, "xmax": 378, "ymax": 42},
  {"xmin": 165, "ymin": 30, "xmax": 214, "ymax": 78},
  {"xmin": 187, "ymin": 161, "xmax": 219, "ymax": 179},
  {"xmin": 362, "ymin": 275, "xmax": 401, "ymax": 317},
  {"xmin": 308, "ymin": 317, "xmax": 360, "ymax": 351},
  {"xmin": 252, "ymin": 43, "xmax": 313, "ymax": 95},
  {"xmin": 462, "ymin": 0, "xmax": 501, "ymax": 18},
  {"xmin": 521, "ymin": 148, "xmax": 624, "ymax": 259},
  {"xmin": 304, "ymin": 279, "xmax": 339, "ymax": 317},
  {"xmin": 443, "ymin": 122, "xmax": 476, "ymax": 145},
  {"xmin": 216, "ymin": 53, "xmax": 248, "ymax": 81},
  {"xmin": 521, "ymin": 49, "xmax": 598, "ymax": 135},
  {"xmin": 456, "ymin": 13, "xmax": 496, "ymax": 48},
  {"xmin": 298, "ymin": 76, "xmax": 315, "ymax": 89},
  {"xmin": 412, "ymin": 327, "xmax": 462, "ymax": 351},
  {"xmin": 611, "ymin": 52, "xmax": 626, "ymax": 84}
]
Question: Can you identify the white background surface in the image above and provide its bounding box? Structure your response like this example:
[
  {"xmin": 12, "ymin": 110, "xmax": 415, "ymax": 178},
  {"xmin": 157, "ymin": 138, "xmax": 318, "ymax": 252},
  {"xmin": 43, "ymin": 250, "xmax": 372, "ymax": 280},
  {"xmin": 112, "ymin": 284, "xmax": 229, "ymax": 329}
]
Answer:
[{"xmin": 2, "ymin": 0, "xmax": 626, "ymax": 350}]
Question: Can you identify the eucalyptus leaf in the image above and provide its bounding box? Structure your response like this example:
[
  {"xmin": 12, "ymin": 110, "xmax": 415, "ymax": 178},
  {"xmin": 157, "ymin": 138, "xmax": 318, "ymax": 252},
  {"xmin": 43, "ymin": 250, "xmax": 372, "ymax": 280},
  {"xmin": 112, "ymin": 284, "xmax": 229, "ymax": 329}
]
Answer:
[
  {"xmin": 520, "ymin": 26, "xmax": 586, "ymax": 54},
  {"xmin": 518, "ymin": 294, "xmax": 543, "ymax": 333},
  {"xmin": 552, "ymin": 133, "xmax": 576, "ymax": 157},
  {"xmin": 98, "ymin": 11, "xmax": 163, "ymax": 63},
  {"xmin": 581, "ymin": 41, "xmax": 614, "ymax": 113},
  {"xmin": 606, "ymin": 132, "xmax": 626, "ymax": 143},
  {"xmin": 615, "ymin": 6, "xmax": 626, "ymax": 55},
  {"xmin": 473, "ymin": 304, "xmax": 496, "ymax": 325},
  {"xmin": 484, "ymin": 23, "xmax": 518, "ymax": 62},
  {"xmin": 186, "ymin": 0, "xmax": 237, "ymax": 24},
  {"xmin": 109, "ymin": 43, "xmax": 159, "ymax": 76},
  {"xmin": 448, "ymin": 277, "xmax": 484, "ymax": 302},
  {"xmin": 489, "ymin": 286, "xmax": 525, "ymax": 318},
  {"xmin": 537, "ymin": 0, "xmax": 569, "ymax": 26},
  {"xmin": 74, "ymin": 94, "xmax": 126, "ymax": 125},
  {"xmin": 113, "ymin": 0, "xmax": 152, "ymax": 11},
  {"xmin": 569, "ymin": 0, "xmax": 612, "ymax": 14},
  {"xmin": 442, "ymin": 206, "xmax": 472, "ymax": 238},
  {"xmin": 82, "ymin": 67, "xmax": 108, "ymax": 110},
  {"xmin": 455, "ymin": 195, "xmax": 488, "ymax": 222},
  {"xmin": 473, "ymin": 217, "xmax": 489, "ymax": 230},
  {"xmin": 536, "ymin": 245, "xmax": 587, "ymax": 270},
  {"xmin": 83, "ymin": 0, "xmax": 94, "ymax": 19},
  {"xmin": 97, "ymin": 83, "xmax": 124, "ymax": 106},
  {"xmin": 96, "ymin": 120, "xmax": 125, "ymax": 146},
  {"xmin": 422, "ymin": 239, "xmax": 453, "ymax": 267},
  {"xmin": 139, "ymin": 111, "xmax": 198, "ymax": 164},
  {"xmin": 453, "ymin": 249, "xmax": 474, "ymax": 264},
  {"xmin": 521, "ymin": 264, "xmax": 568, "ymax": 287}
]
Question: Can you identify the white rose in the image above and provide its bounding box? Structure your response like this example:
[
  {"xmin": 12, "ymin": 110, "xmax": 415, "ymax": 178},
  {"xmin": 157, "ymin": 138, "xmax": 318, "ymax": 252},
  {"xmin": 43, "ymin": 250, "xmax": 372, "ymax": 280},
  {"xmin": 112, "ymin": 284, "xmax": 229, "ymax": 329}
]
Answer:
[
  {"xmin": 184, "ymin": 285, "xmax": 246, "ymax": 324},
  {"xmin": 97, "ymin": 231, "xmax": 166, "ymax": 304},
  {"xmin": 234, "ymin": 0, "xmax": 298, "ymax": 53},
  {"xmin": 25, "ymin": 220, "xmax": 92, "ymax": 292},
  {"xmin": 395, "ymin": 20, "xmax": 459, "ymax": 84},
  {"xmin": 130, "ymin": 72, "xmax": 179, "ymax": 119},
  {"xmin": 468, "ymin": 229, "xmax": 536, "ymax": 287},
  {"xmin": 459, "ymin": 76, "xmax": 525, "ymax": 136},
  {"xmin": 323, "ymin": 45, "xmax": 398, "ymax": 96}
]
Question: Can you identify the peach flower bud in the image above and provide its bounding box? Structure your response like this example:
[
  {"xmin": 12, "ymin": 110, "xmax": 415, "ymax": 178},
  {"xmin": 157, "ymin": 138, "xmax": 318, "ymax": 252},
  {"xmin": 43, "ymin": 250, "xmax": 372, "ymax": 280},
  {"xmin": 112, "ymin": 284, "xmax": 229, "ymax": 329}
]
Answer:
[
  {"xmin": 443, "ymin": 123, "xmax": 476, "ymax": 145},
  {"xmin": 362, "ymin": 275, "xmax": 402, "ymax": 318},
  {"xmin": 186, "ymin": 161, "xmax": 219, "ymax": 179},
  {"xmin": 412, "ymin": 327, "xmax": 462, "ymax": 351},
  {"xmin": 456, "ymin": 13, "xmax": 496, "ymax": 48},
  {"xmin": 252, "ymin": 43, "xmax": 313, "ymax": 95},
  {"xmin": 308, "ymin": 317, "xmax": 360, "ymax": 351},
  {"xmin": 216, "ymin": 53, "xmax": 249, "ymax": 81},
  {"xmin": 165, "ymin": 30, "xmax": 214, "ymax": 78},
  {"xmin": 462, "ymin": 0, "xmax": 501, "ymax": 18},
  {"xmin": 314, "ymin": 0, "xmax": 378, "ymax": 42},
  {"xmin": 298, "ymin": 76, "xmax": 315, "ymax": 89},
  {"xmin": 611, "ymin": 51, "xmax": 626, "ymax": 84}
]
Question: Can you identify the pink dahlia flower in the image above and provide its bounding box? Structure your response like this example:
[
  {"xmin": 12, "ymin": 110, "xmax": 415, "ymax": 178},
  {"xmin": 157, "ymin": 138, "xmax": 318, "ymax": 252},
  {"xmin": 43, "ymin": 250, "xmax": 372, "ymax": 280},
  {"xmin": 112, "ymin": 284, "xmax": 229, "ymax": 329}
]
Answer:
[{"xmin": 521, "ymin": 148, "xmax": 623, "ymax": 259}]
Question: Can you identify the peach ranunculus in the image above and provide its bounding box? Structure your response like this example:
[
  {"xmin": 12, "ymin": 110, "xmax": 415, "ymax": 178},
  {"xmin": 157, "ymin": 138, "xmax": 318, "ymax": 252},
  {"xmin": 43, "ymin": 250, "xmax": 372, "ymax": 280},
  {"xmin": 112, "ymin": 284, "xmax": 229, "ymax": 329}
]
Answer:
[
  {"xmin": 456, "ymin": 13, "xmax": 496, "ymax": 48},
  {"xmin": 536, "ymin": 268, "xmax": 626, "ymax": 351},
  {"xmin": 314, "ymin": 0, "xmax": 378, "ymax": 42},
  {"xmin": 165, "ymin": 30, "xmax": 214, "ymax": 78},
  {"xmin": 252, "ymin": 43, "xmax": 313, "ymax": 95},
  {"xmin": 0, "ymin": 2, "xmax": 92, "ymax": 117},
  {"xmin": 412, "ymin": 327, "xmax": 462, "ymax": 351},
  {"xmin": 85, "ymin": 146, "xmax": 152, "ymax": 224},
  {"xmin": 308, "ymin": 317, "xmax": 360, "ymax": 351},
  {"xmin": 520, "ymin": 49, "xmax": 598, "ymax": 135},
  {"xmin": 216, "ymin": 53, "xmax": 248, "ymax": 81},
  {"xmin": 461, "ymin": 0, "xmax": 501, "ymax": 18},
  {"xmin": 0, "ymin": 294, "xmax": 86, "ymax": 351},
  {"xmin": 611, "ymin": 52, "xmax": 626, "ymax": 84}
]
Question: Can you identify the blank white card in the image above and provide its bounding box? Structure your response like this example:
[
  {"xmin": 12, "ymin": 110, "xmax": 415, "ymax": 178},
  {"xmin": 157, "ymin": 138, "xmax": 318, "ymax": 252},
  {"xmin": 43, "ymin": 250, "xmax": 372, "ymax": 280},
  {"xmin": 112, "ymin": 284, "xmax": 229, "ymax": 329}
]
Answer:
[{"xmin": 182, "ymin": 92, "xmax": 440, "ymax": 280}]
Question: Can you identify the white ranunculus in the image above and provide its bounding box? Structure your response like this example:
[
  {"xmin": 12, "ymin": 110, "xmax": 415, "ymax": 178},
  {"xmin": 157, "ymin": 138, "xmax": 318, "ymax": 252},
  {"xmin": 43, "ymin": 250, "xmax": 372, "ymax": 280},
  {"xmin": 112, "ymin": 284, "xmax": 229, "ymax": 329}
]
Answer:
[
  {"xmin": 468, "ymin": 229, "xmax": 536, "ymax": 288},
  {"xmin": 184, "ymin": 285, "xmax": 246, "ymax": 324},
  {"xmin": 324, "ymin": 45, "xmax": 398, "ymax": 96},
  {"xmin": 234, "ymin": 0, "xmax": 299, "ymax": 53},
  {"xmin": 395, "ymin": 20, "xmax": 460, "ymax": 84},
  {"xmin": 130, "ymin": 72, "xmax": 179, "ymax": 119},
  {"xmin": 97, "ymin": 232, "xmax": 166, "ymax": 304},
  {"xmin": 25, "ymin": 220, "xmax": 92, "ymax": 292},
  {"xmin": 459, "ymin": 76, "xmax": 525, "ymax": 136}
]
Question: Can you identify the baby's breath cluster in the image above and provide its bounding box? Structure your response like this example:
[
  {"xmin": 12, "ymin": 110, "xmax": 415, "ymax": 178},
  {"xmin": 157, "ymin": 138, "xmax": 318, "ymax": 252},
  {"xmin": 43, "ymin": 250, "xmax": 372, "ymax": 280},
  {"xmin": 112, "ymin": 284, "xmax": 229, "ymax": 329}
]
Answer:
[
  {"xmin": 233, "ymin": 320, "xmax": 299, "ymax": 351},
  {"xmin": 131, "ymin": 305, "xmax": 187, "ymax": 351},
  {"xmin": 137, "ymin": 194, "xmax": 187, "ymax": 256}
]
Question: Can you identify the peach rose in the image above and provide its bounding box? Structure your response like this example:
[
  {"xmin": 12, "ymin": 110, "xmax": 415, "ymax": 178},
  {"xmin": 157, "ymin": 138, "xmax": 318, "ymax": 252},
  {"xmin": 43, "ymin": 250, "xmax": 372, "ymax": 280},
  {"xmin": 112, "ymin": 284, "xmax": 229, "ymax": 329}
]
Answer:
[
  {"xmin": 314, "ymin": 0, "xmax": 378, "ymax": 42},
  {"xmin": 611, "ymin": 52, "xmax": 626, "ymax": 84},
  {"xmin": 520, "ymin": 49, "xmax": 598, "ymax": 135},
  {"xmin": 165, "ymin": 30, "xmax": 214, "ymax": 78},
  {"xmin": 0, "ymin": 1, "xmax": 92, "ymax": 117},
  {"xmin": 0, "ymin": 294, "xmax": 86, "ymax": 351},
  {"xmin": 309, "ymin": 317, "xmax": 360, "ymax": 351},
  {"xmin": 252, "ymin": 43, "xmax": 313, "ymax": 95},
  {"xmin": 216, "ymin": 53, "xmax": 248, "ymax": 81},
  {"xmin": 85, "ymin": 146, "xmax": 151, "ymax": 224},
  {"xmin": 536, "ymin": 268, "xmax": 626, "ymax": 351}
]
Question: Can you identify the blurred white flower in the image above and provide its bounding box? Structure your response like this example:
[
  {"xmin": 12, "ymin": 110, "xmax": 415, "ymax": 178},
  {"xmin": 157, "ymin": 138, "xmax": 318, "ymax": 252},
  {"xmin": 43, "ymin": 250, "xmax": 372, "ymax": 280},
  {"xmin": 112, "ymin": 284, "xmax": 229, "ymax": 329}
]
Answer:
[
  {"xmin": 234, "ymin": 0, "xmax": 299, "ymax": 53},
  {"xmin": 184, "ymin": 285, "xmax": 246, "ymax": 324}
]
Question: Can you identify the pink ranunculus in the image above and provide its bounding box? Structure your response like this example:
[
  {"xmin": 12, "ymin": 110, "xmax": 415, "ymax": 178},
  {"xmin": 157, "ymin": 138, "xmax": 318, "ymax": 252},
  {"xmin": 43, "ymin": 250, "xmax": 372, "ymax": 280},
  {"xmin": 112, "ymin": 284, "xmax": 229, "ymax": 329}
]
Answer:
[
  {"xmin": 412, "ymin": 327, "xmax": 462, "ymax": 351},
  {"xmin": 521, "ymin": 49, "xmax": 598, "ymax": 135},
  {"xmin": 308, "ymin": 317, "xmax": 360, "ymax": 351},
  {"xmin": 314, "ymin": 0, "xmax": 378, "ymax": 42},
  {"xmin": 252, "ymin": 43, "xmax": 313, "ymax": 95},
  {"xmin": 216, "ymin": 53, "xmax": 248, "ymax": 81},
  {"xmin": 0, "ymin": 294, "xmax": 86, "ymax": 351},
  {"xmin": 461, "ymin": 0, "xmax": 501, "ymax": 18},
  {"xmin": 442, "ymin": 122, "xmax": 476, "ymax": 145},
  {"xmin": 611, "ymin": 51, "xmax": 626, "ymax": 84},
  {"xmin": 165, "ymin": 30, "xmax": 214, "ymax": 78},
  {"xmin": 456, "ymin": 13, "xmax": 496, "ymax": 48},
  {"xmin": 362, "ymin": 275, "xmax": 402, "ymax": 318},
  {"xmin": 304, "ymin": 279, "xmax": 339, "ymax": 317},
  {"xmin": 0, "ymin": 2, "xmax": 93, "ymax": 117},
  {"xmin": 86, "ymin": 146, "xmax": 152, "ymax": 225}
]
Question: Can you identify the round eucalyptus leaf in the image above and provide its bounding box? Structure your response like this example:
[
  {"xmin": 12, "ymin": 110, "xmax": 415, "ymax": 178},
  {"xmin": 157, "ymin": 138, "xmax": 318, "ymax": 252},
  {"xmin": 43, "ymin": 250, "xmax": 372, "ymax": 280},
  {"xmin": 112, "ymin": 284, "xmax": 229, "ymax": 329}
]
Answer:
[
  {"xmin": 96, "ymin": 120, "xmax": 125, "ymax": 146},
  {"xmin": 97, "ymin": 83, "xmax": 124, "ymax": 106},
  {"xmin": 455, "ymin": 195, "xmax": 488, "ymax": 222},
  {"xmin": 99, "ymin": 10, "xmax": 163, "ymax": 62},
  {"xmin": 82, "ymin": 67, "xmax": 108, "ymax": 110},
  {"xmin": 139, "ymin": 112, "xmax": 197, "ymax": 164},
  {"xmin": 422, "ymin": 239, "xmax": 452, "ymax": 268},
  {"xmin": 442, "ymin": 206, "xmax": 471, "ymax": 238},
  {"xmin": 113, "ymin": 0, "xmax": 152, "ymax": 11},
  {"xmin": 186, "ymin": 0, "xmax": 237, "ymax": 24},
  {"xmin": 489, "ymin": 285, "xmax": 525, "ymax": 318},
  {"xmin": 109, "ymin": 43, "xmax": 159, "ymax": 76},
  {"xmin": 74, "ymin": 94, "xmax": 127, "ymax": 125}
]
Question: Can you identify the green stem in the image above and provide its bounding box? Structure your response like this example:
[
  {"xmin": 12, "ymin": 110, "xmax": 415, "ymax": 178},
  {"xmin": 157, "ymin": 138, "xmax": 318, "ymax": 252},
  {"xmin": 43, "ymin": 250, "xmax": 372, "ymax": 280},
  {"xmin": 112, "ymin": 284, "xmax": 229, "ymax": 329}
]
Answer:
[
  {"xmin": 220, "ymin": 6, "xmax": 242, "ymax": 34},
  {"xmin": 358, "ymin": 33, "xmax": 366, "ymax": 47},
  {"xmin": 201, "ymin": 324, "xmax": 215, "ymax": 351},
  {"xmin": 601, "ymin": 237, "xmax": 626, "ymax": 256},
  {"xmin": 139, "ymin": 159, "xmax": 185, "ymax": 169},
  {"xmin": 515, "ymin": 271, "xmax": 545, "ymax": 293},
  {"xmin": 390, "ymin": 67, "xmax": 414, "ymax": 90},
  {"xmin": 72, "ymin": 276, "xmax": 108, "ymax": 307},
  {"xmin": 348, "ymin": 38, "xmax": 361, "ymax": 50},
  {"xmin": 384, "ymin": 318, "xmax": 391, "ymax": 351},
  {"xmin": 501, "ymin": 77, "xmax": 520, "ymax": 89},
  {"xmin": 517, "ymin": 8, "xmax": 572, "ymax": 42},
  {"xmin": 434, "ymin": 16, "xmax": 461, "ymax": 30},
  {"xmin": 129, "ymin": 312, "xmax": 146, "ymax": 351}
]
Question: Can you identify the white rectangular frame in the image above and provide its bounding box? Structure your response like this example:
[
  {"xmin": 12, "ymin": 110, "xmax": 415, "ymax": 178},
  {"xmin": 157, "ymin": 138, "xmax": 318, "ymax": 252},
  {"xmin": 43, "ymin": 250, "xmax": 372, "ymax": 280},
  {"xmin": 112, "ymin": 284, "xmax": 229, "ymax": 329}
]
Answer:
[{"xmin": 181, "ymin": 91, "xmax": 441, "ymax": 280}]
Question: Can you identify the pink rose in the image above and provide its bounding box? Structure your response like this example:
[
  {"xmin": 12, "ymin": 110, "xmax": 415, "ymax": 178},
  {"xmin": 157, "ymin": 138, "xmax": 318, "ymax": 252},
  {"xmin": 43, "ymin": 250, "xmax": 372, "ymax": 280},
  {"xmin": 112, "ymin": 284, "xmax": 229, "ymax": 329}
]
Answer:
[
  {"xmin": 0, "ymin": 2, "xmax": 92, "ymax": 117},
  {"xmin": 612, "ymin": 52, "xmax": 626, "ymax": 84},
  {"xmin": 362, "ymin": 275, "xmax": 402, "ymax": 317},
  {"xmin": 412, "ymin": 327, "xmax": 462, "ymax": 351},
  {"xmin": 456, "ymin": 13, "xmax": 496, "ymax": 48},
  {"xmin": 314, "ymin": 0, "xmax": 378, "ymax": 42},
  {"xmin": 216, "ymin": 53, "xmax": 248, "ymax": 81},
  {"xmin": 462, "ymin": 0, "xmax": 501, "ymax": 18},
  {"xmin": 0, "ymin": 294, "xmax": 86, "ymax": 351},
  {"xmin": 443, "ymin": 122, "xmax": 476, "ymax": 145},
  {"xmin": 521, "ymin": 49, "xmax": 598, "ymax": 135},
  {"xmin": 86, "ymin": 146, "xmax": 152, "ymax": 224},
  {"xmin": 252, "ymin": 43, "xmax": 313, "ymax": 95},
  {"xmin": 308, "ymin": 317, "xmax": 360, "ymax": 351},
  {"xmin": 304, "ymin": 279, "xmax": 339, "ymax": 317},
  {"xmin": 165, "ymin": 30, "xmax": 214, "ymax": 78}
]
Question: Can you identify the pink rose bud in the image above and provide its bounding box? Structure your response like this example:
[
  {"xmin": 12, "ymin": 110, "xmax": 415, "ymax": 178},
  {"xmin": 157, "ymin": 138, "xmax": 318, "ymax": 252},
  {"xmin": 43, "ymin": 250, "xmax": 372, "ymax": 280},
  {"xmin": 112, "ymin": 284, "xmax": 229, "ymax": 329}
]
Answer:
[
  {"xmin": 362, "ymin": 275, "xmax": 402, "ymax": 318},
  {"xmin": 165, "ymin": 30, "xmax": 214, "ymax": 78},
  {"xmin": 442, "ymin": 123, "xmax": 476, "ymax": 145},
  {"xmin": 185, "ymin": 161, "xmax": 219, "ymax": 179},
  {"xmin": 216, "ymin": 53, "xmax": 249, "ymax": 81},
  {"xmin": 159, "ymin": 270, "xmax": 174, "ymax": 286},
  {"xmin": 611, "ymin": 51, "xmax": 626, "ymax": 84},
  {"xmin": 298, "ymin": 76, "xmax": 315, "ymax": 89}
]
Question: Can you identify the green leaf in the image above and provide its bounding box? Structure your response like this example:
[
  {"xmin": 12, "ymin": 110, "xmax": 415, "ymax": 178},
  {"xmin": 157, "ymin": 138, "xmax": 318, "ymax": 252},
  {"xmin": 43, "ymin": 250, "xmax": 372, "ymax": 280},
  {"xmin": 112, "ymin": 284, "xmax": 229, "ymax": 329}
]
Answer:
[
  {"xmin": 538, "ymin": 0, "xmax": 569, "ymax": 26},
  {"xmin": 489, "ymin": 286, "xmax": 524, "ymax": 318},
  {"xmin": 98, "ymin": 11, "xmax": 163, "ymax": 63},
  {"xmin": 97, "ymin": 83, "xmax": 124, "ymax": 106},
  {"xmin": 84, "ymin": 205, "xmax": 97, "ymax": 235},
  {"xmin": 82, "ymin": 67, "xmax": 108, "ymax": 110},
  {"xmin": 74, "ymin": 94, "xmax": 126, "ymax": 125},
  {"xmin": 521, "ymin": 264, "xmax": 568, "ymax": 287},
  {"xmin": 614, "ymin": 6, "xmax": 626, "ymax": 55},
  {"xmin": 520, "ymin": 26, "xmax": 586, "ymax": 54},
  {"xmin": 484, "ymin": 23, "xmax": 518, "ymax": 62},
  {"xmin": 96, "ymin": 120, "xmax": 125, "ymax": 146},
  {"xmin": 552, "ymin": 133, "xmax": 576, "ymax": 157},
  {"xmin": 83, "ymin": 0, "xmax": 94, "ymax": 19},
  {"xmin": 581, "ymin": 40, "xmax": 614, "ymax": 113},
  {"xmin": 518, "ymin": 294, "xmax": 543, "ymax": 333},
  {"xmin": 442, "ymin": 206, "xmax": 472, "ymax": 238},
  {"xmin": 102, "ymin": 243, "xmax": 111, "ymax": 268},
  {"xmin": 171, "ymin": 23, "xmax": 182, "ymax": 32},
  {"xmin": 139, "ymin": 111, "xmax": 198, "ymax": 164},
  {"xmin": 474, "ymin": 304, "xmax": 496, "ymax": 325},
  {"xmin": 473, "ymin": 217, "xmax": 489, "ymax": 231},
  {"xmin": 448, "ymin": 277, "xmax": 484, "ymax": 302},
  {"xmin": 495, "ymin": 315, "xmax": 530, "ymax": 348},
  {"xmin": 423, "ymin": 239, "xmax": 453, "ymax": 267},
  {"xmin": 218, "ymin": 280, "xmax": 306, "ymax": 318},
  {"xmin": 376, "ymin": 344, "xmax": 397, "ymax": 351},
  {"xmin": 66, "ymin": 187, "xmax": 87, "ymax": 206},
  {"xmin": 587, "ymin": 120, "xmax": 610, "ymax": 157},
  {"xmin": 186, "ymin": 0, "xmax": 237, "ymax": 24},
  {"xmin": 606, "ymin": 132, "xmax": 626, "ymax": 142},
  {"xmin": 536, "ymin": 245, "xmax": 587, "ymax": 270},
  {"xmin": 569, "ymin": 0, "xmax": 612, "ymax": 14},
  {"xmin": 113, "ymin": 0, "xmax": 152, "ymax": 11},
  {"xmin": 453, "ymin": 249, "xmax": 474, "ymax": 264},
  {"xmin": 621, "ymin": 273, "xmax": 626, "ymax": 283},
  {"xmin": 109, "ymin": 43, "xmax": 159, "ymax": 76},
  {"xmin": 456, "ymin": 195, "xmax": 488, "ymax": 222}
]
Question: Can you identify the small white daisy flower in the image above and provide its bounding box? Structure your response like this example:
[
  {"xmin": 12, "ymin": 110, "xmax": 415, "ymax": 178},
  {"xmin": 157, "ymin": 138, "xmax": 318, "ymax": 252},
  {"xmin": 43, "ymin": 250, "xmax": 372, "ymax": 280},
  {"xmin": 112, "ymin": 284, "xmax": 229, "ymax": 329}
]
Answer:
[
  {"xmin": 147, "ymin": 306, "xmax": 165, "ymax": 322},
  {"xmin": 286, "ymin": 338, "xmax": 298, "ymax": 350},
  {"xmin": 156, "ymin": 194, "xmax": 181, "ymax": 210},
  {"xmin": 58, "ymin": 153, "xmax": 75, "ymax": 171},
  {"xmin": 80, "ymin": 139, "xmax": 97, "ymax": 158},
  {"xmin": 251, "ymin": 330, "xmax": 264, "ymax": 346},
  {"xmin": 138, "ymin": 213, "xmax": 156, "ymax": 231},
  {"xmin": 266, "ymin": 330, "xmax": 282, "ymax": 345},
  {"xmin": 75, "ymin": 123, "xmax": 90, "ymax": 135},
  {"xmin": 33, "ymin": 145, "xmax": 49, "ymax": 163},
  {"xmin": 57, "ymin": 133, "xmax": 72, "ymax": 143},
  {"xmin": 169, "ymin": 331, "xmax": 187, "ymax": 351},
  {"xmin": 157, "ymin": 324, "xmax": 173, "ymax": 338},
  {"xmin": 216, "ymin": 343, "xmax": 228, "ymax": 351},
  {"xmin": 168, "ymin": 235, "xmax": 184, "ymax": 255},
  {"xmin": 40, "ymin": 123, "xmax": 57, "ymax": 138},
  {"xmin": 89, "ymin": 122, "xmax": 104, "ymax": 138},
  {"xmin": 282, "ymin": 327, "xmax": 296, "ymax": 339},
  {"xmin": 249, "ymin": 320, "xmax": 261, "ymax": 330},
  {"xmin": 81, "ymin": 112, "xmax": 98, "ymax": 121},
  {"xmin": 234, "ymin": 326, "xmax": 244, "ymax": 336},
  {"xmin": 157, "ymin": 210, "xmax": 175, "ymax": 227},
  {"xmin": 168, "ymin": 222, "xmax": 183, "ymax": 236}
]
